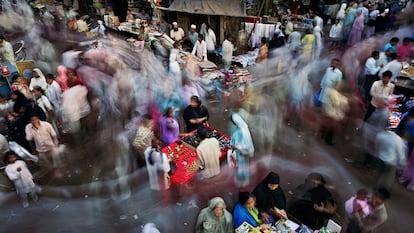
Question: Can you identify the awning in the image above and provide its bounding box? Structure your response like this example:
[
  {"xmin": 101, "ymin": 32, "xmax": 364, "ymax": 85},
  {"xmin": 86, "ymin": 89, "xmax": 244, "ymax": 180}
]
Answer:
[{"xmin": 158, "ymin": 0, "xmax": 246, "ymax": 17}]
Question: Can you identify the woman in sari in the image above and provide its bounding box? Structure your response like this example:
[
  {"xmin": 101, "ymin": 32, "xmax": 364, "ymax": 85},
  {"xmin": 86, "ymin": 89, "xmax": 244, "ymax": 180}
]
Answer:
[
  {"xmin": 230, "ymin": 112, "xmax": 254, "ymax": 188},
  {"xmin": 347, "ymin": 9, "xmax": 364, "ymax": 46}
]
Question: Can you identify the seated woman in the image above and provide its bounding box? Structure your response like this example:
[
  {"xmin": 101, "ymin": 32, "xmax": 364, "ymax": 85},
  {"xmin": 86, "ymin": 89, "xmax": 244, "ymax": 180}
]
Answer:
[
  {"xmin": 195, "ymin": 197, "xmax": 233, "ymax": 233},
  {"xmin": 233, "ymin": 192, "xmax": 270, "ymax": 231},
  {"xmin": 252, "ymin": 171, "xmax": 287, "ymax": 222}
]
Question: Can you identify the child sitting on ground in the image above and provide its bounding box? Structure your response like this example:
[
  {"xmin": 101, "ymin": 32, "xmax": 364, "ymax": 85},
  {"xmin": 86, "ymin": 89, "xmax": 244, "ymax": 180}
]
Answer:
[
  {"xmin": 345, "ymin": 188, "xmax": 370, "ymax": 217},
  {"xmin": 4, "ymin": 151, "xmax": 39, "ymax": 208}
]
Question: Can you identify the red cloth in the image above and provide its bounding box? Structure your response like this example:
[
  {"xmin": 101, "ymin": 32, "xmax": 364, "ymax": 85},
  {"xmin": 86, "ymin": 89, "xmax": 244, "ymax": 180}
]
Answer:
[
  {"xmin": 160, "ymin": 126, "xmax": 230, "ymax": 185},
  {"xmin": 161, "ymin": 141, "xmax": 198, "ymax": 185}
]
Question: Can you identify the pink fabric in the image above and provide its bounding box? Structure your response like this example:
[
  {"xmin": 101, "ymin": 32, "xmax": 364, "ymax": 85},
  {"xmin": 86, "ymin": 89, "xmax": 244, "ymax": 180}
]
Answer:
[
  {"xmin": 397, "ymin": 43, "xmax": 412, "ymax": 62},
  {"xmin": 56, "ymin": 65, "xmax": 69, "ymax": 91}
]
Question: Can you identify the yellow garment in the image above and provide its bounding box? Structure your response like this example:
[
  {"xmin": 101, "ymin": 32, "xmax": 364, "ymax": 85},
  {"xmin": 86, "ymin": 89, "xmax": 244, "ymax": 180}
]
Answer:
[
  {"xmin": 301, "ymin": 34, "xmax": 315, "ymax": 60},
  {"xmin": 0, "ymin": 41, "xmax": 16, "ymax": 65},
  {"xmin": 323, "ymin": 88, "xmax": 349, "ymax": 121},
  {"xmin": 247, "ymin": 207, "xmax": 262, "ymax": 225}
]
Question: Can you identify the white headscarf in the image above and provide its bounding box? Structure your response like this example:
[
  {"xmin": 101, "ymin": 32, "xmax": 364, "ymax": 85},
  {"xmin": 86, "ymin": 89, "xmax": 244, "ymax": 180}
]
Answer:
[{"xmin": 231, "ymin": 112, "xmax": 254, "ymax": 157}]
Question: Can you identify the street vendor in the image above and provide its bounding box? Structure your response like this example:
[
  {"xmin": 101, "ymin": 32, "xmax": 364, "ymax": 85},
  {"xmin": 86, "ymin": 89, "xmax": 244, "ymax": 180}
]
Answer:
[
  {"xmin": 183, "ymin": 96, "xmax": 209, "ymax": 133},
  {"xmin": 252, "ymin": 171, "xmax": 287, "ymax": 223},
  {"xmin": 170, "ymin": 22, "xmax": 185, "ymax": 43}
]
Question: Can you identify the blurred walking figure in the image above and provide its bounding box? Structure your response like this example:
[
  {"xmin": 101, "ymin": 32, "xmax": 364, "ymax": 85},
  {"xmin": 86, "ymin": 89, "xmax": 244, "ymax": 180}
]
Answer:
[{"xmin": 230, "ymin": 112, "xmax": 254, "ymax": 188}]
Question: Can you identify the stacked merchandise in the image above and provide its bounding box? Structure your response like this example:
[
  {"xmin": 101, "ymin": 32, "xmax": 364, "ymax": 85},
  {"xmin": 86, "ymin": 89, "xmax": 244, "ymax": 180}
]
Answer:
[{"xmin": 388, "ymin": 94, "xmax": 404, "ymax": 128}]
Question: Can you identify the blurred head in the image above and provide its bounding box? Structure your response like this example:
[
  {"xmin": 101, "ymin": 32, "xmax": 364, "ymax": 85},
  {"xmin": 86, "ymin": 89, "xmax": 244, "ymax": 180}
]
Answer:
[
  {"xmin": 4, "ymin": 151, "xmax": 17, "ymax": 164},
  {"xmin": 190, "ymin": 24, "xmax": 196, "ymax": 32},
  {"xmin": 371, "ymin": 50, "xmax": 380, "ymax": 59},
  {"xmin": 29, "ymin": 115, "xmax": 41, "ymax": 127},
  {"xmin": 165, "ymin": 107, "xmax": 174, "ymax": 117},
  {"xmin": 402, "ymin": 37, "xmax": 411, "ymax": 45},
  {"xmin": 389, "ymin": 52, "xmax": 398, "ymax": 60},
  {"xmin": 197, "ymin": 126, "xmax": 207, "ymax": 140},
  {"xmin": 33, "ymin": 86, "xmax": 45, "ymax": 97},
  {"xmin": 370, "ymin": 187, "xmax": 390, "ymax": 207},
  {"xmin": 190, "ymin": 95, "xmax": 201, "ymax": 107},
  {"xmin": 382, "ymin": 70, "xmax": 392, "ymax": 84},
  {"xmin": 172, "ymin": 22, "xmax": 178, "ymax": 29},
  {"xmin": 356, "ymin": 188, "xmax": 369, "ymax": 200},
  {"xmin": 390, "ymin": 37, "xmax": 400, "ymax": 46},
  {"xmin": 264, "ymin": 172, "xmax": 280, "ymax": 190},
  {"xmin": 198, "ymin": 34, "xmax": 204, "ymax": 42},
  {"xmin": 0, "ymin": 34, "xmax": 5, "ymax": 43},
  {"xmin": 331, "ymin": 58, "xmax": 340, "ymax": 69},
  {"xmin": 239, "ymin": 192, "xmax": 256, "ymax": 209},
  {"xmin": 45, "ymin": 73, "xmax": 54, "ymax": 84},
  {"xmin": 385, "ymin": 48, "xmax": 391, "ymax": 57},
  {"xmin": 151, "ymin": 137, "xmax": 161, "ymax": 148},
  {"xmin": 142, "ymin": 114, "xmax": 153, "ymax": 128},
  {"xmin": 207, "ymin": 197, "xmax": 227, "ymax": 218},
  {"xmin": 32, "ymin": 70, "xmax": 40, "ymax": 78},
  {"xmin": 261, "ymin": 37, "xmax": 267, "ymax": 44}
]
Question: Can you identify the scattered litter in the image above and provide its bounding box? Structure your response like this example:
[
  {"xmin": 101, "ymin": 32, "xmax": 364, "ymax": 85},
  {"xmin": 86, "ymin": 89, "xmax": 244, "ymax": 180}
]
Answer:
[
  {"xmin": 84, "ymin": 195, "xmax": 89, "ymax": 198},
  {"xmin": 133, "ymin": 214, "xmax": 138, "ymax": 220},
  {"xmin": 176, "ymin": 202, "xmax": 182, "ymax": 206},
  {"xmin": 119, "ymin": 215, "xmax": 127, "ymax": 220},
  {"xmin": 287, "ymin": 182, "xmax": 291, "ymax": 185},
  {"xmin": 348, "ymin": 182, "xmax": 352, "ymax": 185},
  {"xmin": 183, "ymin": 222, "xmax": 188, "ymax": 226},
  {"xmin": 52, "ymin": 205, "xmax": 59, "ymax": 211}
]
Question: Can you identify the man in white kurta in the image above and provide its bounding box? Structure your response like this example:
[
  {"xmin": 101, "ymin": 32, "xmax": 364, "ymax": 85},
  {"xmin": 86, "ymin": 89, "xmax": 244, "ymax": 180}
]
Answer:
[
  {"xmin": 196, "ymin": 127, "xmax": 221, "ymax": 179},
  {"xmin": 319, "ymin": 59, "xmax": 343, "ymax": 105},
  {"xmin": 221, "ymin": 36, "xmax": 235, "ymax": 71},
  {"xmin": 5, "ymin": 152, "xmax": 38, "ymax": 207},
  {"xmin": 192, "ymin": 35, "xmax": 208, "ymax": 61}
]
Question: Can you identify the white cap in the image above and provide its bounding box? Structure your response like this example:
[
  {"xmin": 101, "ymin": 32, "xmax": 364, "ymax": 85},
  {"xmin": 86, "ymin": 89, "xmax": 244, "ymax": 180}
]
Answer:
[
  {"xmin": 190, "ymin": 24, "xmax": 196, "ymax": 29},
  {"xmin": 172, "ymin": 22, "xmax": 178, "ymax": 26}
]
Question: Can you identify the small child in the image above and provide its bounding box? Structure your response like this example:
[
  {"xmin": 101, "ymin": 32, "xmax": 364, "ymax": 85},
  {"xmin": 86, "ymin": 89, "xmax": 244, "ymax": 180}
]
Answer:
[
  {"xmin": 345, "ymin": 188, "xmax": 370, "ymax": 217},
  {"xmin": 4, "ymin": 151, "xmax": 38, "ymax": 208}
]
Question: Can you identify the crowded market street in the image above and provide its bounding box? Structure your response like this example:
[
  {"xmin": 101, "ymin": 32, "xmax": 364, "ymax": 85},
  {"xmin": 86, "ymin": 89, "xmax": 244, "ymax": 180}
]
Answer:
[{"xmin": 0, "ymin": 1, "xmax": 414, "ymax": 233}]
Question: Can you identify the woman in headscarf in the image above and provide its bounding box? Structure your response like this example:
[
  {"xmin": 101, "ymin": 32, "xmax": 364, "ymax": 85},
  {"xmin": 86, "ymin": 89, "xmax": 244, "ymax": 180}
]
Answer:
[
  {"xmin": 29, "ymin": 68, "xmax": 48, "ymax": 93},
  {"xmin": 347, "ymin": 9, "xmax": 364, "ymax": 46},
  {"xmin": 195, "ymin": 197, "xmax": 233, "ymax": 233},
  {"xmin": 233, "ymin": 192, "xmax": 269, "ymax": 231},
  {"xmin": 252, "ymin": 171, "xmax": 287, "ymax": 223},
  {"xmin": 336, "ymin": 3, "xmax": 347, "ymax": 21},
  {"xmin": 230, "ymin": 112, "xmax": 254, "ymax": 188},
  {"xmin": 342, "ymin": 2, "xmax": 358, "ymax": 43}
]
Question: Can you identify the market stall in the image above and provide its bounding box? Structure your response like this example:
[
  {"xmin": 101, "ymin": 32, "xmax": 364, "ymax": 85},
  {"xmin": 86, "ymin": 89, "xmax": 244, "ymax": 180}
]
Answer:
[
  {"xmin": 388, "ymin": 62, "xmax": 414, "ymax": 128},
  {"xmin": 160, "ymin": 126, "xmax": 230, "ymax": 185}
]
